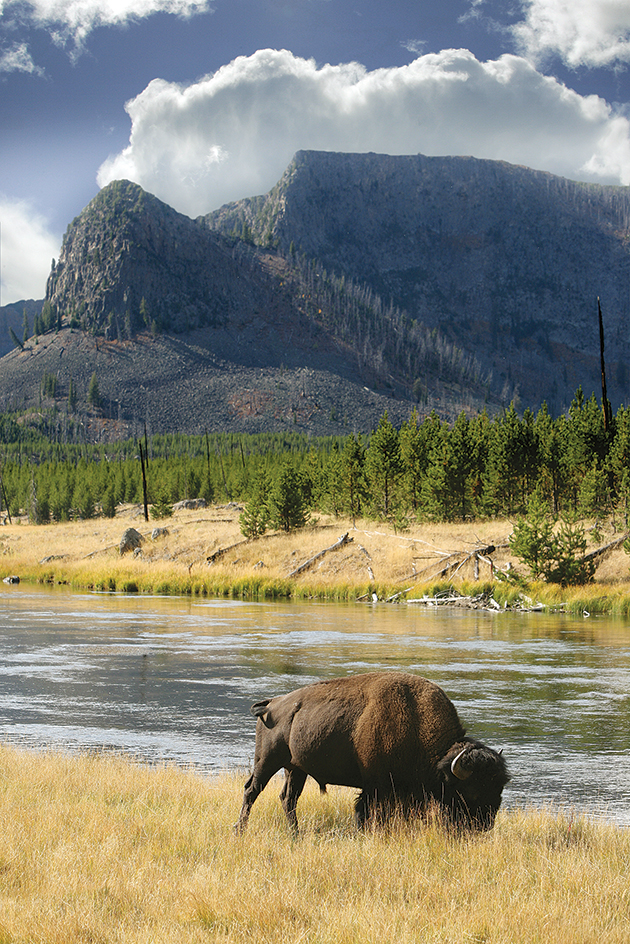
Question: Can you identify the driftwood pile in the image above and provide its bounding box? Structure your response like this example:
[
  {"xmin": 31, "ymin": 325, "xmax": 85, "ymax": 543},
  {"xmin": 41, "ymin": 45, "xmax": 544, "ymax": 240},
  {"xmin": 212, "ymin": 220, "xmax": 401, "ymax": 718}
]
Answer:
[
  {"xmin": 406, "ymin": 590, "xmax": 550, "ymax": 612},
  {"xmin": 402, "ymin": 541, "xmax": 510, "ymax": 584}
]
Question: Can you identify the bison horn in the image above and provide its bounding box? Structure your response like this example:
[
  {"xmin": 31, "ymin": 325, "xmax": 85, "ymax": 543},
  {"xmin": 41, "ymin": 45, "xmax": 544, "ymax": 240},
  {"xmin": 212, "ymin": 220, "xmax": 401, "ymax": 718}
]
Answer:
[{"xmin": 451, "ymin": 747, "xmax": 473, "ymax": 781}]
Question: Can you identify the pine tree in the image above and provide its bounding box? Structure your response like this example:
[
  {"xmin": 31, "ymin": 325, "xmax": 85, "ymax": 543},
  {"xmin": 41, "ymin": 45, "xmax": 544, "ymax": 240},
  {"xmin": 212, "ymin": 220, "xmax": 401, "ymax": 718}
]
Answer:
[
  {"xmin": 534, "ymin": 403, "xmax": 565, "ymax": 514},
  {"xmin": 341, "ymin": 434, "xmax": 365, "ymax": 525},
  {"xmin": 49, "ymin": 475, "xmax": 72, "ymax": 522},
  {"xmin": 509, "ymin": 489, "xmax": 555, "ymax": 579},
  {"xmin": 240, "ymin": 472, "xmax": 271, "ymax": 538},
  {"xmin": 267, "ymin": 463, "xmax": 309, "ymax": 532},
  {"xmin": 483, "ymin": 403, "xmax": 527, "ymax": 516},
  {"xmin": 420, "ymin": 420, "xmax": 451, "ymax": 521},
  {"xmin": 564, "ymin": 387, "xmax": 610, "ymax": 509},
  {"xmin": 101, "ymin": 485, "xmax": 117, "ymax": 519},
  {"xmin": 8, "ymin": 327, "xmax": 23, "ymax": 351},
  {"xmin": 320, "ymin": 445, "xmax": 344, "ymax": 517},
  {"xmin": 364, "ymin": 412, "xmax": 402, "ymax": 519},
  {"xmin": 150, "ymin": 487, "xmax": 173, "ymax": 520},
  {"xmin": 73, "ymin": 479, "xmax": 95, "ymax": 520},
  {"xmin": 448, "ymin": 411, "xmax": 475, "ymax": 519},
  {"xmin": 399, "ymin": 409, "xmax": 427, "ymax": 513},
  {"xmin": 87, "ymin": 373, "xmax": 100, "ymax": 408},
  {"xmin": 68, "ymin": 377, "xmax": 77, "ymax": 412},
  {"xmin": 40, "ymin": 300, "xmax": 54, "ymax": 333}
]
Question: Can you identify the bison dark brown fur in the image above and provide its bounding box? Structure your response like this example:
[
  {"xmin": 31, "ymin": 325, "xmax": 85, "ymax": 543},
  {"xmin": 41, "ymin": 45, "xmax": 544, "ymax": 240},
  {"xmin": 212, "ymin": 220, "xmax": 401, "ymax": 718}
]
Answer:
[{"xmin": 236, "ymin": 672, "xmax": 509, "ymax": 833}]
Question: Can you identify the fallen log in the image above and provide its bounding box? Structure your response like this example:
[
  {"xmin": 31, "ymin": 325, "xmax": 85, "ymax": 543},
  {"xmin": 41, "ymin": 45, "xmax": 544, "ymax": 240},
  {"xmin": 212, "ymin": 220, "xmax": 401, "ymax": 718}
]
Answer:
[
  {"xmin": 207, "ymin": 539, "xmax": 249, "ymax": 564},
  {"xmin": 579, "ymin": 532, "xmax": 629, "ymax": 566},
  {"xmin": 385, "ymin": 587, "xmax": 414, "ymax": 602},
  {"xmin": 288, "ymin": 533, "xmax": 353, "ymax": 577}
]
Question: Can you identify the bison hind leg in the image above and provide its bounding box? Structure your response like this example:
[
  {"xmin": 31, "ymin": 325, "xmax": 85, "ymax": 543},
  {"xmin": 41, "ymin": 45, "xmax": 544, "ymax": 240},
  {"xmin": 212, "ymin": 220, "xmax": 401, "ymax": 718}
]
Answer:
[
  {"xmin": 279, "ymin": 767, "xmax": 307, "ymax": 835},
  {"xmin": 235, "ymin": 764, "xmax": 280, "ymax": 834}
]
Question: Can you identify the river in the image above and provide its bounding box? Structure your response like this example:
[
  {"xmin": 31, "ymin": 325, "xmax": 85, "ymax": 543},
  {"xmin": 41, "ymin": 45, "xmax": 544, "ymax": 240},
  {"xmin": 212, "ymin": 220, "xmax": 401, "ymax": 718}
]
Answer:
[{"xmin": 1, "ymin": 585, "xmax": 629, "ymax": 824}]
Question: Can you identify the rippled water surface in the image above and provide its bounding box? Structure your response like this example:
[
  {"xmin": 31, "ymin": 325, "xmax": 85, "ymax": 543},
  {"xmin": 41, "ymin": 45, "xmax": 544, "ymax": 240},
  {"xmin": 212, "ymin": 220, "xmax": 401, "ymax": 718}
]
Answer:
[{"xmin": 1, "ymin": 585, "xmax": 630, "ymax": 824}]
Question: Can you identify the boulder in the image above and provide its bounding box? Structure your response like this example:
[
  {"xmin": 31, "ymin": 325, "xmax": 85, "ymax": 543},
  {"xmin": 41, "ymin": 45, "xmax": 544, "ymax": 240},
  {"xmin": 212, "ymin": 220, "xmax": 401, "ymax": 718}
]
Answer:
[
  {"xmin": 173, "ymin": 499, "xmax": 207, "ymax": 511},
  {"xmin": 119, "ymin": 527, "xmax": 144, "ymax": 556}
]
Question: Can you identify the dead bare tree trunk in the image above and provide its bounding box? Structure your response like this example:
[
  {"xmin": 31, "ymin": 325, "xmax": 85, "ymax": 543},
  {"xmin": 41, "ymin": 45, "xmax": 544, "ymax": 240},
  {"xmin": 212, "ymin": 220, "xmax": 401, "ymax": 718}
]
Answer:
[
  {"xmin": 138, "ymin": 440, "xmax": 149, "ymax": 522},
  {"xmin": 599, "ymin": 297, "xmax": 612, "ymax": 432}
]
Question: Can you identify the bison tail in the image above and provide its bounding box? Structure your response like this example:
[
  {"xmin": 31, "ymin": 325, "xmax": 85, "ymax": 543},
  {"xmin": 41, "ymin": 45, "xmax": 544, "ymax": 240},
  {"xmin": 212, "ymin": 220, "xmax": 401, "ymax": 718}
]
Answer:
[{"xmin": 250, "ymin": 699, "xmax": 274, "ymax": 727}]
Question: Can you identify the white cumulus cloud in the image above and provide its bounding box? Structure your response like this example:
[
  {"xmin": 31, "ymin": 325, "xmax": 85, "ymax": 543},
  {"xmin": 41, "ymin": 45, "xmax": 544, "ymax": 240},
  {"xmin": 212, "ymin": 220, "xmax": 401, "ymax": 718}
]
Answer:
[
  {"xmin": 2, "ymin": 0, "xmax": 211, "ymax": 56},
  {"xmin": 97, "ymin": 47, "xmax": 630, "ymax": 219},
  {"xmin": 0, "ymin": 197, "xmax": 60, "ymax": 303},
  {"xmin": 513, "ymin": 0, "xmax": 630, "ymax": 68}
]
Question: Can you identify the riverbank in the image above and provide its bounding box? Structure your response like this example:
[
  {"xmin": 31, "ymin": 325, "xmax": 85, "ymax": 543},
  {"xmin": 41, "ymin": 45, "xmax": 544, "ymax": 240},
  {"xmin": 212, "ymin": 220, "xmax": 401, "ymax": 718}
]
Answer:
[
  {"xmin": 0, "ymin": 744, "xmax": 628, "ymax": 944},
  {"xmin": 2, "ymin": 504, "xmax": 630, "ymax": 612}
]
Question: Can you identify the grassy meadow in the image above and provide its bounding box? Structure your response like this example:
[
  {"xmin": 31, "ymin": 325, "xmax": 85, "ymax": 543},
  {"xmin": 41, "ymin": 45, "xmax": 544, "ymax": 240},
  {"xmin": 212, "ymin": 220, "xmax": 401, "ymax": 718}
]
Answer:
[
  {"xmin": 0, "ymin": 744, "xmax": 628, "ymax": 944},
  {"xmin": 2, "ymin": 502, "xmax": 630, "ymax": 612},
  {"xmin": 3, "ymin": 511, "xmax": 630, "ymax": 941}
]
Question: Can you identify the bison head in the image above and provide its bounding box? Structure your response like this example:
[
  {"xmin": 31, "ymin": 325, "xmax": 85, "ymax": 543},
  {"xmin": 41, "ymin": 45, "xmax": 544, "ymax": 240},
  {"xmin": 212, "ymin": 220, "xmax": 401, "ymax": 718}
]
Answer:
[{"xmin": 436, "ymin": 740, "xmax": 510, "ymax": 831}]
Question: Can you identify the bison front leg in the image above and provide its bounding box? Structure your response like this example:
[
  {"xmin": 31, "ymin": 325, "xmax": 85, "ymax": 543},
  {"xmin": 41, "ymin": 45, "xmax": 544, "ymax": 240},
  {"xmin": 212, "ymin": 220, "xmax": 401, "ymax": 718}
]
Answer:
[
  {"xmin": 354, "ymin": 786, "xmax": 393, "ymax": 828},
  {"xmin": 354, "ymin": 789, "xmax": 373, "ymax": 828},
  {"xmin": 279, "ymin": 768, "xmax": 307, "ymax": 835}
]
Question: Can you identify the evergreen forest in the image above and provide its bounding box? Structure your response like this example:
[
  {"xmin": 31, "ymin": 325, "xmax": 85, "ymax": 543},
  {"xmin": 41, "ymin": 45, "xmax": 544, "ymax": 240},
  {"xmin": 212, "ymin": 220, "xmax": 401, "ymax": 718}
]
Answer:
[{"xmin": 1, "ymin": 386, "xmax": 628, "ymax": 534}]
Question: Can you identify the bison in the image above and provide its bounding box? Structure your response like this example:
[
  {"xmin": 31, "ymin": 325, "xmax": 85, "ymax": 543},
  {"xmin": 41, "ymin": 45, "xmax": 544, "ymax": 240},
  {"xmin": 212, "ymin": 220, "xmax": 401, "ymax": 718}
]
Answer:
[{"xmin": 236, "ymin": 671, "xmax": 509, "ymax": 833}]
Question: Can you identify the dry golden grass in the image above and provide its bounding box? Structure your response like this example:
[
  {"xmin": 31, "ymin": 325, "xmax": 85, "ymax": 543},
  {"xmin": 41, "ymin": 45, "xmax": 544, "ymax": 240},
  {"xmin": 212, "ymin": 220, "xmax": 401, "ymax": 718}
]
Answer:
[
  {"xmin": 0, "ymin": 744, "xmax": 629, "ymax": 944},
  {"xmin": 2, "ymin": 504, "xmax": 630, "ymax": 609}
]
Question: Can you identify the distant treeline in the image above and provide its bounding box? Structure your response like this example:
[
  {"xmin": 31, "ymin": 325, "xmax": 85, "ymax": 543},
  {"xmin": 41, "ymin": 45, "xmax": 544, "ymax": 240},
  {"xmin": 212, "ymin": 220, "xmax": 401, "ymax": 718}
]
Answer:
[{"xmin": 1, "ymin": 387, "xmax": 629, "ymax": 526}]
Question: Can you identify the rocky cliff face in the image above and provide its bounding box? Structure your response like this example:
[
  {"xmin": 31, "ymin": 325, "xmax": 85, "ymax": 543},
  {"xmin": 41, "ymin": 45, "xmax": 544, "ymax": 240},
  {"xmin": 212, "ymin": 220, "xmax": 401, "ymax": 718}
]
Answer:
[
  {"xmin": 205, "ymin": 151, "xmax": 630, "ymax": 411},
  {"xmin": 47, "ymin": 180, "xmax": 261, "ymax": 338}
]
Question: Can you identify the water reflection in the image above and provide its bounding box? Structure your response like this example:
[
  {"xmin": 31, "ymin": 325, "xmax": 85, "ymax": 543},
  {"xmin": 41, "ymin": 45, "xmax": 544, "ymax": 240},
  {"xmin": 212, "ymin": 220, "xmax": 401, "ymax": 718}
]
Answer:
[{"xmin": 1, "ymin": 585, "xmax": 629, "ymax": 824}]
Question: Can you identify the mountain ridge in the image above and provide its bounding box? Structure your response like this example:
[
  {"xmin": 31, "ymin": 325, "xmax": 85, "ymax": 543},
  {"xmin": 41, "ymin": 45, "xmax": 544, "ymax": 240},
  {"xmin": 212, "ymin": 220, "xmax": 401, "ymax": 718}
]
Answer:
[
  {"xmin": 2, "ymin": 150, "xmax": 630, "ymax": 440},
  {"xmin": 204, "ymin": 150, "xmax": 630, "ymax": 413}
]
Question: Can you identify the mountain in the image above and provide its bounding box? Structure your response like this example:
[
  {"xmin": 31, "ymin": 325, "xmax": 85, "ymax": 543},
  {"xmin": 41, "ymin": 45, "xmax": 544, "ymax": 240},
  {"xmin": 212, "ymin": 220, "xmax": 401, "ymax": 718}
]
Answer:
[
  {"xmin": 205, "ymin": 150, "xmax": 630, "ymax": 414},
  {"xmin": 0, "ymin": 299, "xmax": 44, "ymax": 358},
  {"xmin": 1, "ymin": 151, "xmax": 629, "ymax": 440},
  {"xmin": 0, "ymin": 174, "xmax": 492, "ymax": 439}
]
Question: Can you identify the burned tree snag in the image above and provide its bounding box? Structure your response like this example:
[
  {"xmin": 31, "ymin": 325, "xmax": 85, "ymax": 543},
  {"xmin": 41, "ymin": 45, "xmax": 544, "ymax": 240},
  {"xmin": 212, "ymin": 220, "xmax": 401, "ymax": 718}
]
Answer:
[
  {"xmin": 138, "ymin": 440, "xmax": 149, "ymax": 522},
  {"xmin": 598, "ymin": 297, "xmax": 613, "ymax": 432}
]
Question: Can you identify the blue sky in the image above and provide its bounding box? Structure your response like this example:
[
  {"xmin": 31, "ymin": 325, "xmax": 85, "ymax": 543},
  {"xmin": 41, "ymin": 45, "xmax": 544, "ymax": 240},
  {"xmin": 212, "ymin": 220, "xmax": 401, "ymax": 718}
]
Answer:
[{"xmin": 1, "ymin": 0, "xmax": 630, "ymax": 303}]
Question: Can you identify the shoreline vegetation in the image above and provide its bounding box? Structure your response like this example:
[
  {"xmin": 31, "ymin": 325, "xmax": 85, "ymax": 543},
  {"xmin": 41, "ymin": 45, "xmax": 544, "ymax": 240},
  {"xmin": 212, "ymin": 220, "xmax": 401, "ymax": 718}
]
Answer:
[
  {"xmin": 1, "ymin": 743, "xmax": 629, "ymax": 943},
  {"xmin": 3, "ymin": 503, "xmax": 630, "ymax": 615}
]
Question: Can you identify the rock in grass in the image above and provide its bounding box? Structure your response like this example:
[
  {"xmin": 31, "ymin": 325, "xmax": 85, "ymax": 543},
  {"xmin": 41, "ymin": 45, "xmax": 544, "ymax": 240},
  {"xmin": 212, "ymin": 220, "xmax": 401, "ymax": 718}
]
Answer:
[{"xmin": 119, "ymin": 528, "xmax": 144, "ymax": 556}]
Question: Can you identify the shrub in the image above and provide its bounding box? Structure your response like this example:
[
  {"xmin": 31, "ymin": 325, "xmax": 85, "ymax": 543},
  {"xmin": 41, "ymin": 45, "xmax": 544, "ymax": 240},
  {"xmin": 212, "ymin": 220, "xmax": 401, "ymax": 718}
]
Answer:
[
  {"xmin": 509, "ymin": 491, "xmax": 555, "ymax": 580},
  {"xmin": 240, "ymin": 472, "xmax": 270, "ymax": 539},
  {"xmin": 510, "ymin": 495, "xmax": 595, "ymax": 586},
  {"xmin": 150, "ymin": 489, "xmax": 173, "ymax": 520}
]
